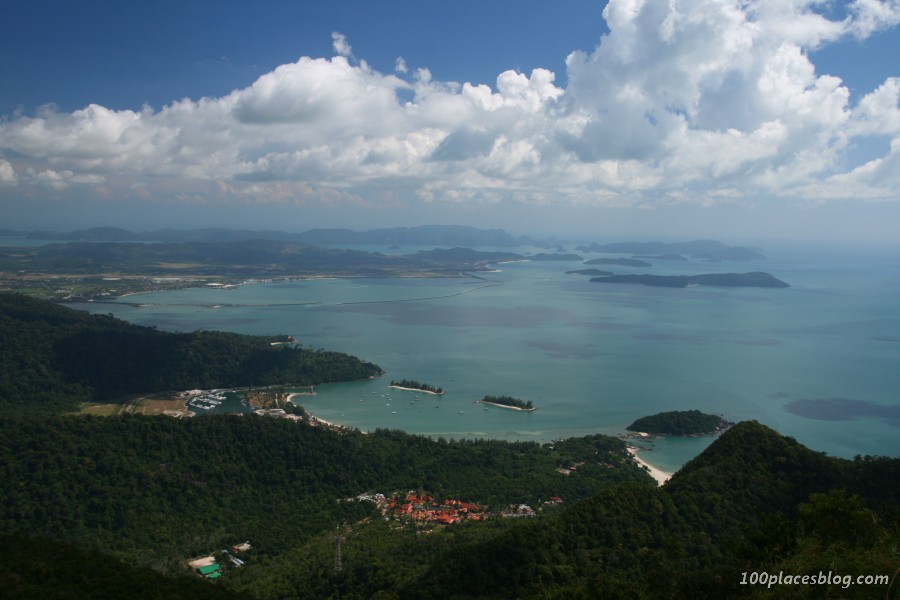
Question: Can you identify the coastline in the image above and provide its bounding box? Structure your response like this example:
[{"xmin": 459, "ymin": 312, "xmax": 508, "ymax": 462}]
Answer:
[
  {"xmin": 286, "ymin": 389, "xmax": 316, "ymax": 404},
  {"xmin": 627, "ymin": 446, "xmax": 674, "ymax": 487},
  {"xmin": 305, "ymin": 412, "xmax": 356, "ymax": 432},
  {"xmin": 476, "ymin": 400, "xmax": 536, "ymax": 412}
]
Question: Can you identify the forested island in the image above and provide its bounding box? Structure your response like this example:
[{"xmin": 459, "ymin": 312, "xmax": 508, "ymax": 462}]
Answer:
[
  {"xmin": 565, "ymin": 268, "xmax": 614, "ymax": 276},
  {"xmin": 633, "ymin": 253, "xmax": 687, "ymax": 261},
  {"xmin": 590, "ymin": 271, "xmax": 790, "ymax": 288},
  {"xmin": 583, "ymin": 257, "xmax": 652, "ymax": 267},
  {"xmin": 527, "ymin": 253, "xmax": 583, "ymax": 261},
  {"xmin": 389, "ymin": 379, "xmax": 444, "ymax": 395},
  {"xmin": 575, "ymin": 240, "xmax": 766, "ymax": 261},
  {"xmin": 477, "ymin": 395, "xmax": 536, "ymax": 411},
  {"xmin": 627, "ymin": 410, "xmax": 730, "ymax": 436}
]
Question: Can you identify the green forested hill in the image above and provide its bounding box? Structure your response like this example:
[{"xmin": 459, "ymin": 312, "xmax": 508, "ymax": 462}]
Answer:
[
  {"xmin": 160, "ymin": 421, "xmax": 896, "ymax": 600},
  {"xmin": 1, "ymin": 295, "xmax": 897, "ymax": 599},
  {"xmin": 0, "ymin": 416, "xmax": 649, "ymax": 556},
  {"xmin": 0, "ymin": 533, "xmax": 248, "ymax": 600},
  {"xmin": 0, "ymin": 293, "xmax": 381, "ymax": 413},
  {"xmin": 0, "ymin": 416, "xmax": 650, "ymax": 598},
  {"xmin": 2, "ymin": 417, "xmax": 895, "ymax": 599}
]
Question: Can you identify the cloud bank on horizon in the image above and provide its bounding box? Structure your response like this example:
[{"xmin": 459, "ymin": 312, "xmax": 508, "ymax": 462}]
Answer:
[{"xmin": 1, "ymin": 0, "xmax": 899, "ymax": 228}]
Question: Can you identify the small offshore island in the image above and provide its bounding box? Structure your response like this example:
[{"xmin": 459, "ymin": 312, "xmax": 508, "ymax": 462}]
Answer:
[
  {"xmin": 389, "ymin": 379, "xmax": 444, "ymax": 395},
  {"xmin": 626, "ymin": 410, "xmax": 732, "ymax": 436},
  {"xmin": 476, "ymin": 395, "xmax": 536, "ymax": 411}
]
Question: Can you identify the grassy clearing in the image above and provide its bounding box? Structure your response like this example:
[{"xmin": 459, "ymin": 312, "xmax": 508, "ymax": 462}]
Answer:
[
  {"xmin": 137, "ymin": 396, "xmax": 189, "ymax": 416},
  {"xmin": 75, "ymin": 403, "xmax": 123, "ymax": 416}
]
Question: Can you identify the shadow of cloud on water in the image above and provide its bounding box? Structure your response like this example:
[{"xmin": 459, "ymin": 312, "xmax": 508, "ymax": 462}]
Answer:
[{"xmin": 784, "ymin": 397, "xmax": 900, "ymax": 427}]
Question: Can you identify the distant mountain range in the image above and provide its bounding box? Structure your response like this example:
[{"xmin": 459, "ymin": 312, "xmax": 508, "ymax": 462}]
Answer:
[
  {"xmin": 8, "ymin": 225, "xmax": 535, "ymax": 247},
  {"xmin": 4, "ymin": 227, "xmax": 766, "ymax": 262},
  {"xmin": 0, "ymin": 240, "xmax": 532, "ymax": 278}
]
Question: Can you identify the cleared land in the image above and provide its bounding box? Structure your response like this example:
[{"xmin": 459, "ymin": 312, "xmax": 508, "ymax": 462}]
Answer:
[
  {"xmin": 75, "ymin": 403, "xmax": 123, "ymax": 416},
  {"xmin": 136, "ymin": 396, "xmax": 190, "ymax": 416}
]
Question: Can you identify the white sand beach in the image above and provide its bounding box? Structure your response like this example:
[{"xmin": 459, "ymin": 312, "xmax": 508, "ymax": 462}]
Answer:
[
  {"xmin": 475, "ymin": 400, "xmax": 536, "ymax": 411},
  {"xmin": 389, "ymin": 385, "xmax": 443, "ymax": 395},
  {"xmin": 627, "ymin": 446, "xmax": 674, "ymax": 486}
]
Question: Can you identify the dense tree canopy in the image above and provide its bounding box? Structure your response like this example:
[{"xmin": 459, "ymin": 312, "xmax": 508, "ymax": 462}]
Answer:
[
  {"xmin": 0, "ymin": 293, "xmax": 381, "ymax": 414},
  {"xmin": 1, "ymin": 294, "xmax": 897, "ymax": 598},
  {"xmin": 627, "ymin": 409, "xmax": 727, "ymax": 435}
]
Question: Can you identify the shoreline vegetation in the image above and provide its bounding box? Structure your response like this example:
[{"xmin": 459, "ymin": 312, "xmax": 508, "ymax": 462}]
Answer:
[
  {"xmin": 476, "ymin": 395, "xmax": 536, "ymax": 411},
  {"xmin": 389, "ymin": 379, "xmax": 444, "ymax": 395}
]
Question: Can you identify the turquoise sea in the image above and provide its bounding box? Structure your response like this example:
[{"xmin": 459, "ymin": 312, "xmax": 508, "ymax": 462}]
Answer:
[{"xmin": 68, "ymin": 241, "xmax": 900, "ymax": 472}]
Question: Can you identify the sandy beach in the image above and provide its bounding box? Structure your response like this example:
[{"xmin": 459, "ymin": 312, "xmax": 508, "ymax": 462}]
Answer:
[
  {"xmin": 627, "ymin": 446, "xmax": 674, "ymax": 486},
  {"xmin": 476, "ymin": 400, "xmax": 536, "ymax": 411},
  {"xmin": 389, "ymin": 385, "xmax": 443, "ymax": 395},
  {"xmin": 306, "ymin": 412, "xmax": 355, "ymax": 431}
]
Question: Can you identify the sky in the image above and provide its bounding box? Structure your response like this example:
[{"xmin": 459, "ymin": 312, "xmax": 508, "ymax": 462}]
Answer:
[{"xmin": 1, "ymin": 0, "xmax": 899, "ymax": 243}]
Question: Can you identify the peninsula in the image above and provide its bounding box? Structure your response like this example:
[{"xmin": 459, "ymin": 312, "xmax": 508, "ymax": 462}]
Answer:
[
  {"xmin": 590, "ymin": 272, "xmax": 789, "ymax": 288},
  {"xmin": 476, "ymin": 395, "xmax": 536, "ymax": 411},
  {"xmin": 389, "ymin": 379, "xmax": 444, "ymax": 395}
]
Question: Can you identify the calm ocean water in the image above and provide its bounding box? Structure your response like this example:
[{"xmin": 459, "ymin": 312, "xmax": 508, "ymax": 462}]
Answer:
[{"xmin": 70, "ymin": 241, "xmax": 900, "ymax": 472}]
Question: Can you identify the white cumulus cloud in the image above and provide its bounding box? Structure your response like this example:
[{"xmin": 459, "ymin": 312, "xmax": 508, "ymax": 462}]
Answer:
[
  {"xmin": 0, "ymin": 0, "xmax": 898, "ymax": 211},
  {"xmin": 0, "ymin": 158, "xmax": 16, "ymax": 185}
]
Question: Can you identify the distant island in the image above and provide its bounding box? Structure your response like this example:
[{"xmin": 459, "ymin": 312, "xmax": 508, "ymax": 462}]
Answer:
[
  {"xmin": 565, "ymin": 269, "xmax": 614, "ymax": 276},
  {"xmin": 389, "ymin": 379, "xmax": 444, "ymax": 395},
  {"xmin": 575, "ymin": 240, "xmax": 766, "ymax": 261},
  {"xmin": 627, "ymin": 410, "xmax": 730, "ymax": 436},
  {"xmin": 527, "ymin": 253, "xmax": 583, "ymax": 261},
  {"xmin": 590, "ymin": 272, "xmax": 789, "ymax": 288},
  {"xmin": 476, "ymin": 395, "xmax": 536, "ymax": 411},
  {"xmin": 633, "ymin": 253, "xmax": 687, "ymax": 261},
  {"xmin": 583, "ymin": 258, "xmax": 652, "ymax": 267}
]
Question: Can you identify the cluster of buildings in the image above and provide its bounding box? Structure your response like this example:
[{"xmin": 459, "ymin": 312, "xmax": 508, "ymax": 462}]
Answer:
[
  {"xmin": 187, "ymin": 541, "xmax": 251, "ymax": 580},
  {"xmin": 353, "ymin": 491, "xmax": 566, "ymax": 526},
  {"xmin": 367, "ymin": 492, "xmax": 488, "ymax": 526}
]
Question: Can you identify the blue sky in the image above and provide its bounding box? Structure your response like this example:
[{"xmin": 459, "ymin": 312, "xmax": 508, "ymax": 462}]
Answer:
[{"xmin": 1, "ymin": 0, "xmax": 899, "ymax": 243}]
